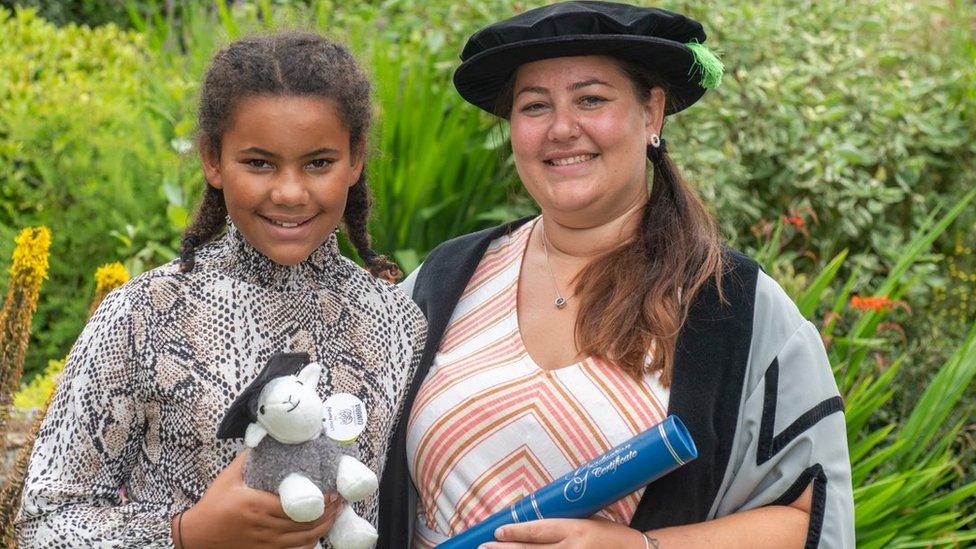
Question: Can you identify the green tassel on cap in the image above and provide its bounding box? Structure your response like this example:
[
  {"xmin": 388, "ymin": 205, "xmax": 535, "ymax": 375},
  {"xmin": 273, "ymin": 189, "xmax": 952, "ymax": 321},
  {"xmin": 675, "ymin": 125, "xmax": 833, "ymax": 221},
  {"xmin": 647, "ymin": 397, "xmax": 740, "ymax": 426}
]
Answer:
[{"xmin": 685, "ymin": 40, "xmax": 724, "ymax": 89}]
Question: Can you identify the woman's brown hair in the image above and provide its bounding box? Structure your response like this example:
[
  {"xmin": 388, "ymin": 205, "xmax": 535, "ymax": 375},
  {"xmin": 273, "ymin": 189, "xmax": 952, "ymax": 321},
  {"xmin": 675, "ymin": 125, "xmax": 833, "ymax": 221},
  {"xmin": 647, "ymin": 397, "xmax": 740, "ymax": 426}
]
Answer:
[{"xmin": 497, "ymin": 59, "xmax": 725, "ymax": 385}]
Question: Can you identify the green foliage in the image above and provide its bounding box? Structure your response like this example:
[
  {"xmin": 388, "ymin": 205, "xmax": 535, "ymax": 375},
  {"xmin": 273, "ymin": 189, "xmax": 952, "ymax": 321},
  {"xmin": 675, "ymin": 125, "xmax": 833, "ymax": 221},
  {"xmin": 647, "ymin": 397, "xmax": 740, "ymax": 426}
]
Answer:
[
  {"xmin": 667, "ymin": 0, "xmax": 976, "ymax": 274},
  {"xmin": 668, "ymin": 0, "xmax": 976, "ymax": 496},
  {"xmin": 363, "ymin": 41, "xmax": 528, "ymax": 272},
  {"xmin": 0, "ymin": 7, "xmax": 191, "ymax": 379},
  {"xmin": 12, "ymin": 358, "xmax": 61, "ymax": 409},
  {"xmin": 1, "ymin": 1, "xmax": 975, "ymax": 544},
  {"xmin": 0, "ymin": 0, "xmax": 142, "ymax": 28},
  {"xmin": 791, "ymin": 189, "xmax": 976, "ymax": 546}
]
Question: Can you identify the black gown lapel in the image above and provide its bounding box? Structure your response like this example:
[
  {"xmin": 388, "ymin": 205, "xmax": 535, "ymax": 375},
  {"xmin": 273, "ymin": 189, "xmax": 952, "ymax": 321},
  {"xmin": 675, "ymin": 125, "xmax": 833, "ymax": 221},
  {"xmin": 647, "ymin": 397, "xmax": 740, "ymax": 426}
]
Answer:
[
  {"xmin": 378, "ymin": 220, "xmax": 758, "ymax": 543},
  {"xmin": 629, "ymin": 249, "xmax": 758, "ymax": 529},
  {"xmin": 377, "ymin": 217, "xmax": 535, "ymax": 547}
]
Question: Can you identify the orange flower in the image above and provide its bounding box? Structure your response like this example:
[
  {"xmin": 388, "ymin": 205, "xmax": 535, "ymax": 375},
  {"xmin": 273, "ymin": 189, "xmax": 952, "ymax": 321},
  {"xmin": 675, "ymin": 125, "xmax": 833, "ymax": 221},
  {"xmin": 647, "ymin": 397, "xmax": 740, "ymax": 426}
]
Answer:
[
  {"xmin": 850, "ymin": 295, "xmax": 894, "ymax": 312},
  {"xmin": 781, "ymin": 215, "xmax": 805, "ymax": 227}
]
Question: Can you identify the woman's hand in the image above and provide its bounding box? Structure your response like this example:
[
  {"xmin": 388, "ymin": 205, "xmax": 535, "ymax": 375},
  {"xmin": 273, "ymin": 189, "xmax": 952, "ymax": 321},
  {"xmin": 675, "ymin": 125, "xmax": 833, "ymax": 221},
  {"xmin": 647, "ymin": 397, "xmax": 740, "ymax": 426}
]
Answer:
[
  {"xmin": 173, "ymin": 451, "xmax": 344, "ymax": 549},
  {"xmin": 480, "ymin": 517, "xmax": 651, "ymax": 548},
  {"xmin": 481, "ymin": 484, "xmax": 814, "ymax": 549}
]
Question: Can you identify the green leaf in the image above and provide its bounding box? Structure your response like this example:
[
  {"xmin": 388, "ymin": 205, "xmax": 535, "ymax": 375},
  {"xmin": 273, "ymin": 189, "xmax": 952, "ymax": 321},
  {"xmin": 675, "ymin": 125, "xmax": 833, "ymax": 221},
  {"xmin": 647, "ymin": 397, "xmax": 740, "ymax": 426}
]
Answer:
[{"xmin": 796, "ymin": 249, "xmax": 847, "ymax": 318}]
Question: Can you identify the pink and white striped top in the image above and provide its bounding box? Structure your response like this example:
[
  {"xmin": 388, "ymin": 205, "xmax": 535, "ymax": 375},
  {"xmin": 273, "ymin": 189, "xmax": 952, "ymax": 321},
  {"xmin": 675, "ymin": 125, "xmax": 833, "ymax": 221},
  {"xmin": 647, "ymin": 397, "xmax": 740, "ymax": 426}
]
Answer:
[{"xmin": 406, "ymin": 219, "xmax": 670, "ymax": 547}]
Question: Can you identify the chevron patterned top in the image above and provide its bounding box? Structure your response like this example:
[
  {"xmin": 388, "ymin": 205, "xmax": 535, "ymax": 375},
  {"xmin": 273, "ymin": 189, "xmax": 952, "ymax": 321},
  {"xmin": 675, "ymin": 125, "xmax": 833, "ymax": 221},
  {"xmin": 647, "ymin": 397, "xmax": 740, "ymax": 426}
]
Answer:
[{"xmin": 406, "ymin": 218, "xmax": 670, "ymax": 547}]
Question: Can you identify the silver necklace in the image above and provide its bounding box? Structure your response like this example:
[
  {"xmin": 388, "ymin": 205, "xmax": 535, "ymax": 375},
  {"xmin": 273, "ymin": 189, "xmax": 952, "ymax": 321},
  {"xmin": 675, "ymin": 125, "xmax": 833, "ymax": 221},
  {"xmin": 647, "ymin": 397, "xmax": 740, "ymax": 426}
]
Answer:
[{"xmin": 540, "ymin": 229, "xmax": 569, "ymax": 309}]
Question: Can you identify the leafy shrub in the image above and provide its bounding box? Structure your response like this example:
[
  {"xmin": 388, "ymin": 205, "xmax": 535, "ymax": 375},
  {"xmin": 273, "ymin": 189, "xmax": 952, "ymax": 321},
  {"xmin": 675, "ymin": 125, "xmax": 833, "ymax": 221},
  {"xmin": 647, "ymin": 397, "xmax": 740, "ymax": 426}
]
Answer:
[
  {"xmin": 0, "ymin": 0, "xmax": 138, "ymax": 28},
  {"xmin": 819, "ymin": 191, "xmax": 976, "ymax": 546},
  {"xmin": 667, "ymin": 0, "xmax": 976, "ymax": 277},
  {"xmin": 3, "ymin": 0, "xmax": 974, "ymax": 420},
  {"xmin": 12, "ymin": 358, "xmax": 62, "ymax": 410},
  {"xmin": 0, "ymin": 8, "xmax": 188, "ymax": 379},
  {"xmin": 1, "ymin": 1, "xmax": 974, "ymax": 544}
]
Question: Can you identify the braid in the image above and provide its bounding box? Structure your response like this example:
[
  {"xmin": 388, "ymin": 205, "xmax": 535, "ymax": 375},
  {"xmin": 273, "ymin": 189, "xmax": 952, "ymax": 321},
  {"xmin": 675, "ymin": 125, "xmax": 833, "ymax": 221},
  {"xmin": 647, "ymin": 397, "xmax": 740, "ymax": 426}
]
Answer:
[
  {"xmin": 192, "ymin": 31, "xmax": 394, "ymax": 279},
  {"xmin": 344, "ymin": 168, "xmax": 401, "ymax": 283},
  {"xmin": 179, "ymin": 185, "xmax": 227, "ymax": 272}
]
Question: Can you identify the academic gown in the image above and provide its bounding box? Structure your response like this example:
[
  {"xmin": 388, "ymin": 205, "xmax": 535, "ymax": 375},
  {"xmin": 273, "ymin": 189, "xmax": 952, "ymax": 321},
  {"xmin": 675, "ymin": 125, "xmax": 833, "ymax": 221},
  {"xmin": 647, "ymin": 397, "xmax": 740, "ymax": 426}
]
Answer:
[{"xmin": 378, "ymin": 217, "xmax": 855, "ymax": 549}]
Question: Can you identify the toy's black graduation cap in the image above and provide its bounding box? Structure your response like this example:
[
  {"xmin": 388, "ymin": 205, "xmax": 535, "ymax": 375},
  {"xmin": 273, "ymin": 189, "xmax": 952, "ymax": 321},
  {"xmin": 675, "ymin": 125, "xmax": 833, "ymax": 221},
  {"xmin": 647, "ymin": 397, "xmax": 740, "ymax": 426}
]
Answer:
[
  {"xmin": 216, "ymin": 352, "xmax": 310, "ymax": 439},
  {"xmin": 453, "ymin": 1, "xmax": 724, "ymax": 116}
]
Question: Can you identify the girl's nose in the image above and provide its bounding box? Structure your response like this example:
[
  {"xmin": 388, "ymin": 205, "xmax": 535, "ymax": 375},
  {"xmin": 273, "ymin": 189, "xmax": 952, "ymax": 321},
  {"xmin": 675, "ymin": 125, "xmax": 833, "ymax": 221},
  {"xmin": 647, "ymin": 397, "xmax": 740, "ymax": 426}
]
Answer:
[{"xmin": 270, "ymin": 169, "xmax": 309, "ymax": 206}]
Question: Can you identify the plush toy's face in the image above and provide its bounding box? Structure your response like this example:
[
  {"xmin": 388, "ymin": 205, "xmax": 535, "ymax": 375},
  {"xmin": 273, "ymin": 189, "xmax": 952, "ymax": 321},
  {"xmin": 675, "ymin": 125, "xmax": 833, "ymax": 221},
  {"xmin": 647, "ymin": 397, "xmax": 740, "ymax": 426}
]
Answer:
[{"xmin": 253, "ymin": 363, "xmax": 324, "ymax": 444}]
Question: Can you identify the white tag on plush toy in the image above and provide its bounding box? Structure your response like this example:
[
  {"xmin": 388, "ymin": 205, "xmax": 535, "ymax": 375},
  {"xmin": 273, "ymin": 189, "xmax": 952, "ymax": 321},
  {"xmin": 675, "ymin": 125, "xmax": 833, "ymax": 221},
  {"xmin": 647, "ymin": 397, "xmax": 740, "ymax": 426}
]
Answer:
[{"xmin": 322, "ymin": 393, "xmax": 368, "ymax": 443}]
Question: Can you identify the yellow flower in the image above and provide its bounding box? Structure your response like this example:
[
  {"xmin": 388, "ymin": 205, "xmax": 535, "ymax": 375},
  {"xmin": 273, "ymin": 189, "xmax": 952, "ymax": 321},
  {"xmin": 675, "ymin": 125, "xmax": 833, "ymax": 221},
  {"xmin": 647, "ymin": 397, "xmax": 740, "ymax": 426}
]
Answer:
[
  {"xmin": 86, "ymin": 262, "xmax": 129, "ymax": 319},
  {"xmin": 0, "ymin": 226, "xmax": 52, "ymax": 459},
  {"xmin": 8, "ymin": 227, "xmax": 51, "ymax": 287},
  {"xmin": 94, "ymin": 262, "xmax": 129, "ymax": 293}
]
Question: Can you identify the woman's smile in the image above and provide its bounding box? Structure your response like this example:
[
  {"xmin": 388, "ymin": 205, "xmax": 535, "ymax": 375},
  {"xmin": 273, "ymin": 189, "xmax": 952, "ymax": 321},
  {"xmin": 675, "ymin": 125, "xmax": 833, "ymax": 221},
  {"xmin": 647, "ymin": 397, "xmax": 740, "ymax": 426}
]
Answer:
[
  {"xmin": 510, "ymin": 55, "xmax": 654, "ymax": 224},
  {"xmin": 543, "ymin": 152, "xmax": 600, "ymax": 169}
]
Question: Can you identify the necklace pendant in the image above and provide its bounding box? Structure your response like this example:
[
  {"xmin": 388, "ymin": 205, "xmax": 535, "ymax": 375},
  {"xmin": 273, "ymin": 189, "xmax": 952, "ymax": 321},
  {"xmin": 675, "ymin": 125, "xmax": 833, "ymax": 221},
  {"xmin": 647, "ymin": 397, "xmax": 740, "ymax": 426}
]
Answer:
[{"xmin": 554, "ymin": 297, "xmax": 568, "ymax": 309}]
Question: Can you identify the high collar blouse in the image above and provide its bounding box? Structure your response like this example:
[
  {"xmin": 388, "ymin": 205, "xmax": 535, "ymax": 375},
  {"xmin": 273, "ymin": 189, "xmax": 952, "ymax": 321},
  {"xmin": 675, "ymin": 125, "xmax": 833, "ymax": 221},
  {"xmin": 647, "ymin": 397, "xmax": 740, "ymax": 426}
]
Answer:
[{"xmin": 17, "ymin": 223, "xmax": 427, "ymax": 547}]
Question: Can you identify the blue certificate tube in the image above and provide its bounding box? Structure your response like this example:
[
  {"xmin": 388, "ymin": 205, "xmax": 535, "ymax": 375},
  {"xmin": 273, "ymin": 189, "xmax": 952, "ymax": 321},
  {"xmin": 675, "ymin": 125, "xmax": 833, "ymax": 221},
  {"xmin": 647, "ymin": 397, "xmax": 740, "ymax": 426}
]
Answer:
[{"xmin": 436, "ymin": 415, "xmax": 697, "ymax": 548}]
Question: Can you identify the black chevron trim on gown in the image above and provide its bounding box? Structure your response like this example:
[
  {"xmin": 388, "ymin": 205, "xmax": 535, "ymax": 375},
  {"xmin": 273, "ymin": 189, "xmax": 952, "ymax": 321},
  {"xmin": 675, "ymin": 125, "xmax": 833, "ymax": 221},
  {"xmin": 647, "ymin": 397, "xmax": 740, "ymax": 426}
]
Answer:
[
  {"xmin": 771, "ymin": 464, "xmax": 829, "ymax": 549},
  {"xmin": 757, "ymin": 358, "xmax": 844, "ymax": 466}
]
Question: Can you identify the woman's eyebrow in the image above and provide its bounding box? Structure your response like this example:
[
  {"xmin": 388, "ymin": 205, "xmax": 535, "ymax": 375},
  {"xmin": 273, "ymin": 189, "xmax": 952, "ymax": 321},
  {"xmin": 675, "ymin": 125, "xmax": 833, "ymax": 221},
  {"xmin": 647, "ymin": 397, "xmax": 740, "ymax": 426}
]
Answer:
[
  {"xmin": 516, "ymin": 85, "xmax": 549, "ymax": 97},
  {"xmin": 516, "ymin": 78, "xmax": 614, "ymax": 97},
  {"xmin": 569, "ymin": 78, "xmax": 613, "ymax": 91}
]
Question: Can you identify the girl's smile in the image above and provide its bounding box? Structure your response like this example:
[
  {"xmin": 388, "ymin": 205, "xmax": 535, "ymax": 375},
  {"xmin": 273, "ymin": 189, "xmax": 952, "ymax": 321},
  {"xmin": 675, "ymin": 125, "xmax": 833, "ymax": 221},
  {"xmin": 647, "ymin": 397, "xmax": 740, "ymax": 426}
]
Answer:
[
  {"xmin": 259, "ymin": 212, "xmax": 320, "ymax": 239},
  {"xmin": 201, "ymin": 95, "xmax": 363, "ymax": 266}
]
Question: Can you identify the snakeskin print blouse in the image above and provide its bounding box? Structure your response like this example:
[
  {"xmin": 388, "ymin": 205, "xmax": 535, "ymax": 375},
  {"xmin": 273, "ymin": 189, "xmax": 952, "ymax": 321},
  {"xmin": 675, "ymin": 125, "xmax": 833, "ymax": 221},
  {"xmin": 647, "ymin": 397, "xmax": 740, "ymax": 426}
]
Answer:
[{"xmin": 16, "ymin": 224, "xmax": 426, "ymax": 548}]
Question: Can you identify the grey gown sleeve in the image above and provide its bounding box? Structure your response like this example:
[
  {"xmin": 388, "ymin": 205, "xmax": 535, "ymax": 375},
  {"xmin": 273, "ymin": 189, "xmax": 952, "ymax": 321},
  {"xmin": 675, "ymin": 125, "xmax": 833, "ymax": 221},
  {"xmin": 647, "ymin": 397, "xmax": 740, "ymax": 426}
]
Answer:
[
  {"xmin": 398, "ymin": 264, "xmax": 422, "ymax": 299},
  {"xmin": 709, "ymin": 271, "xmax": 855, "ymax": 548},
  {"xmin": 16, "ymin": 289, "xmax": 175, "ymax": 548}
]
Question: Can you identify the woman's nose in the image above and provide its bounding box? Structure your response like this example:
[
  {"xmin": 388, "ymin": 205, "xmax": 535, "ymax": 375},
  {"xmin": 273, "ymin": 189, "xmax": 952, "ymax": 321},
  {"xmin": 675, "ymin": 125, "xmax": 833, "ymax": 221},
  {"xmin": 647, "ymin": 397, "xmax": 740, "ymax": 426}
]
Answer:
[
  {"xmin": 270, "ymin": 169, "xmax": 309, "ymax": 206},
  {"xmin": 546, "ymin": 105, "xmax": 581, "ymax": 142}
]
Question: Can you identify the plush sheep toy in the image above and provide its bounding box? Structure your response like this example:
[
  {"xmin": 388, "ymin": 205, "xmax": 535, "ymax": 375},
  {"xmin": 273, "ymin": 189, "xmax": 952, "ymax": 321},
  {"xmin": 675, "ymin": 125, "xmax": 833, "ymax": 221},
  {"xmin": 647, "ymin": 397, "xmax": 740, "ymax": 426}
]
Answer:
[{"xmin": 217, "ymin": 352, "xmax": 379, "ymax": 549}]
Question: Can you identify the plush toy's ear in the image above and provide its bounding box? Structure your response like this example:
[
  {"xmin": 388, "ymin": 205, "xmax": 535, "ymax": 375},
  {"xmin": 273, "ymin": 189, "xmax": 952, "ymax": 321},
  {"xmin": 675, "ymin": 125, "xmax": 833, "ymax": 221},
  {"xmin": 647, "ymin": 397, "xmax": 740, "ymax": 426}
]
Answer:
[
  {"xmin": 245, "ymin": 422, "xmax": 269, "ymax": 448},
  {"xmin": 298, "ymin": 362, "xmax": 322, "ymax": 387}
]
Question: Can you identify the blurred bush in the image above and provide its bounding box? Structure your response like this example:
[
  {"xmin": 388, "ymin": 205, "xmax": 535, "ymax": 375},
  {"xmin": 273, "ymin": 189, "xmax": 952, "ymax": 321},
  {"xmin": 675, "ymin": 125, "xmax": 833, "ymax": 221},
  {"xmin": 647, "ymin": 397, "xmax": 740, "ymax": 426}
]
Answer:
[
  {"xmin": 0, "ymin": 0, "xmax": 973, "ymax": 543},
  {"xmin": 0, "ymin": 8, "xmax": 196, "ymax": 380},
  {"xmin": 669, "ymin": 0, "xmax": 976, "ymax": 273},
  {"xmin": 0, "ymin": 0, "xmax": 973, "ymax": 396},
  {"xmin": 0, "ymin": 0, "xmax": 141, "ymax": 28}
]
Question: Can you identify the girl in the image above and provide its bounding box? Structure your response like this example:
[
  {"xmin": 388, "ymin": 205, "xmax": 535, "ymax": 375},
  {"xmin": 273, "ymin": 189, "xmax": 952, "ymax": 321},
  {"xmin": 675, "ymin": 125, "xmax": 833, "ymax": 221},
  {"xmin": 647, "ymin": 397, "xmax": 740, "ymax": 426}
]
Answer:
[
  {"xmin": 379, "ymin": 3, "xmax": 854, "ymax": 548},
  {"xmin": 17, "ymin": 31, "xmax": 426, "ymax": 548}
]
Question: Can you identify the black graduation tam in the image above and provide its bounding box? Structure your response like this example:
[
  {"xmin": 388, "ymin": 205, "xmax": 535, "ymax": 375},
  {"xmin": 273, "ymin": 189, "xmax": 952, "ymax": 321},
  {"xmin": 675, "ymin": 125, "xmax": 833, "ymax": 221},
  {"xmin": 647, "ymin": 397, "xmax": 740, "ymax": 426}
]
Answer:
[
  {"xmin": 216, "ymin": 352, "xmax": 311, "ymax": 439},
  {"xmin": 453, "ymin": 1, "xmax": 723, "ymax": 116}
]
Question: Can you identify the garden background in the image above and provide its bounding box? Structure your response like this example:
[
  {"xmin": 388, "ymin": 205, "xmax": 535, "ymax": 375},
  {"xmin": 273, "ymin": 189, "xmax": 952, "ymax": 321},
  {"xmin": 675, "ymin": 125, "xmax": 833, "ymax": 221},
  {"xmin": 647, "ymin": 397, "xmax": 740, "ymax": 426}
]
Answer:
[{"xmin": 0, "ymin": 0, "xmax": 974, "ymax": 546}]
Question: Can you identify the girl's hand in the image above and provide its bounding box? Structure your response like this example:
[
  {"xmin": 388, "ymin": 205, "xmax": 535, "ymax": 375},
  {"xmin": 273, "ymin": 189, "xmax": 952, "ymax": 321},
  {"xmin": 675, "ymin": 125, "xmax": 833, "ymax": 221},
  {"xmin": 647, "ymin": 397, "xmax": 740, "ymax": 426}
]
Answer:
[
  {"xmin": 480, "ymin": 518, "xmax": 652, "ymax": 549},
  {"xmin": 174, "ymin": 451, "xmax": 343, "ymax": 549}
]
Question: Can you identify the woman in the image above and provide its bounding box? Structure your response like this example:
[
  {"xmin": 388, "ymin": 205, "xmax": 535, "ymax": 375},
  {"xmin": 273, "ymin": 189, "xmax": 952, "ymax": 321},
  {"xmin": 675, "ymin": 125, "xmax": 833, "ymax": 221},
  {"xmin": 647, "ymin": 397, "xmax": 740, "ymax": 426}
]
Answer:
[{"xmin": 379, "ymin": 2, "xmax": 854, "ymax": 548}]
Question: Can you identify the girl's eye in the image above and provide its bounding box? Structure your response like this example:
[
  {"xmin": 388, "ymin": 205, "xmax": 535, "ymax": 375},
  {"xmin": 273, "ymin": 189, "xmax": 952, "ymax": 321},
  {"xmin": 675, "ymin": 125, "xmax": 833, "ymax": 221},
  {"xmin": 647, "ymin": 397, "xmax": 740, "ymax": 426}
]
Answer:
[
  {"xmin": 306, "ymin": 158, "xmax": 333, "ymax": 169},
  {"xmin": 245, "ymin": 159, "xmax": 273, "ymax": 169}
]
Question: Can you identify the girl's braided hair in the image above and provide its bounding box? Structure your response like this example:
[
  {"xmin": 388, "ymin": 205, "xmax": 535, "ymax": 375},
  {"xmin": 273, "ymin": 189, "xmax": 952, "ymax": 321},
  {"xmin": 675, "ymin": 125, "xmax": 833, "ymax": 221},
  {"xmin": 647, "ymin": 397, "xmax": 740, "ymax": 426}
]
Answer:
[{"xmin": 180, "ymin": 31, "xmax": 400, "ymax": 282}]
